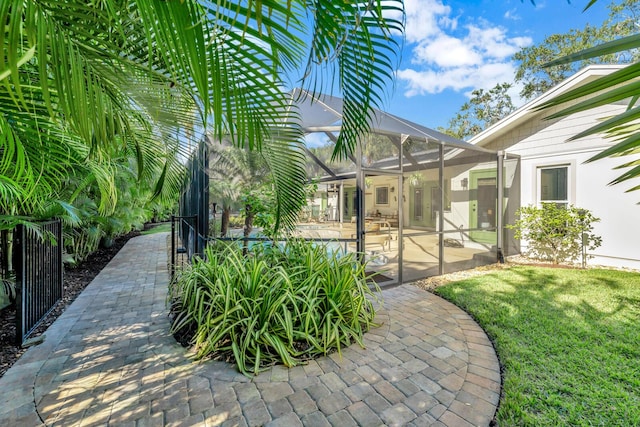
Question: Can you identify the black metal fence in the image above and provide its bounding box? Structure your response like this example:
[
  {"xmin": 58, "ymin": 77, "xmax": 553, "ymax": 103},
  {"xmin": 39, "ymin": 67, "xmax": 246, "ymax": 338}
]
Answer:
[
  {"xmin": 168, "ymin": 138, "xmax": 209, "ymax": 278},
  {"xmin": 14, "ymin": 220, "xmax": 64, "ymax": 345},
  {"xmin": 170, "ymin": 215, "xmax": 197, "ymax": 280},
  {"xmin": 179, "ymin": 139, "xmax": 209, "ymax": 256}
]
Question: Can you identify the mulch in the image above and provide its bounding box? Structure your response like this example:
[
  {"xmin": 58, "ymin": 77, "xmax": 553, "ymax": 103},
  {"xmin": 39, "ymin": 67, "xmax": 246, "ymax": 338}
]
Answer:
[
  {"xmin": 412, "ymin": 262, "xmax": 510, "ymax": 292},
  {"xmin": 0, "ymin": 230, "xmax": 141, "ymax": 379},
  {"xmin": 411, "ymin": 255, "xmax": 629, "ymax": 293}
]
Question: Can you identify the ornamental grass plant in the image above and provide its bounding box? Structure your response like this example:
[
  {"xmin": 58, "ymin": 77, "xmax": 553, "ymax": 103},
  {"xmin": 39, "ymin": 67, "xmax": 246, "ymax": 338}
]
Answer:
[{"xmin": 170, "ymin": 239, "xmax": 380, "ymax": 375}]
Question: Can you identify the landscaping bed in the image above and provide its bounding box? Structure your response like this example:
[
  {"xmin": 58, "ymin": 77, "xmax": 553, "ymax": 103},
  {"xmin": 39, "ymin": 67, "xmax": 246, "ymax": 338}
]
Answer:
[{"xmin": 170, "ymin": 239, "xmax": 380, "ymax": 376}]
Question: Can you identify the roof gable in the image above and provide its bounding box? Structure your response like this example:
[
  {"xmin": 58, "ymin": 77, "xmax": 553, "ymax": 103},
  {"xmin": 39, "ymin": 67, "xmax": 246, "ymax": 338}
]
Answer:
[{"xmin": 469, "ymin": 64, "xmax": 625, "ymax": 148}]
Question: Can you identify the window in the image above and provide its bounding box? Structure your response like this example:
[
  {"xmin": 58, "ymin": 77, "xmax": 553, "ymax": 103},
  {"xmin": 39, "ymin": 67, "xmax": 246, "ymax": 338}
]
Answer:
[
  {"xmin": 375, "ymin": 186, "xmax": 389, "ymax": 205},
  {"xmin": 539, "ymin": 166, "xmax": 569, "ymax": 207}
]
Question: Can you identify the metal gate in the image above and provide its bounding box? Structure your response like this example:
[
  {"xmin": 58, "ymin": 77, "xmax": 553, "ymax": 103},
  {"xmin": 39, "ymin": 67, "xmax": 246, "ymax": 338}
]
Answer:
[
  {"xmin": 170, "ymin": 215, "xmax": 197, "ymax": 280},
  {"xmin": 14, "ymin": 220, "xmax": 63, "ymax": 345}
]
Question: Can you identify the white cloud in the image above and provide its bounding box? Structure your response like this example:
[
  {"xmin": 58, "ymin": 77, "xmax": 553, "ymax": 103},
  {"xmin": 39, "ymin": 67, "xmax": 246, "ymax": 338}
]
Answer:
[
  {"xmin": 466, "ymin": 23, "xmax": 530, "ymax": 59},
  {"xmin": 398, "ymin": 0, "xmax": 533, "ymax": 98},
  {"xmin": 398, "ymin": 62, "xmax": 516, "ymax": 97},
  {"xmin": 412, "ymin": 34, "xmax": 482, "ymax": 67},
  {"xmin": 504, "ymin": 9, "xmax": 521, "ymax": 21},
  {"xmin": 403, "ymin": 0, "xmax": 455, "ymax": 43}
]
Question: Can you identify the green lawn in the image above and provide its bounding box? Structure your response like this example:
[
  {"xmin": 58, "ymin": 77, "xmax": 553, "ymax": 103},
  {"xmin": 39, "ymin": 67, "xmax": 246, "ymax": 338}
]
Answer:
[
  {"xmin": 140, "ymin": 223, "xmax": 171, "ymax": 235},
  {"xmin": 434, "ymin": 266, "xmax": 640, "ymax": 426}
]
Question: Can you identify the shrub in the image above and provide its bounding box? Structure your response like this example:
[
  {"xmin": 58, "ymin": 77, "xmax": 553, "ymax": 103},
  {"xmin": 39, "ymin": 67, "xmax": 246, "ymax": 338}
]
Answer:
[
  {"xmin": 64, "ymin": 224, "xmax": 102, "ymax": 266},
  {"xmin": 228, "ymin": 215, "xmax": 244, "ymax": 228},
  {"xmin": 169, "ymin": 239, "xmax": 380, "ymax": 375},
  {"xmin": 1, "ymin": 274, "xmax": 16, "ymax": 310},
  {"xmin": 508, "ymin": 204, "xmax": 602, "ymax": 265}
]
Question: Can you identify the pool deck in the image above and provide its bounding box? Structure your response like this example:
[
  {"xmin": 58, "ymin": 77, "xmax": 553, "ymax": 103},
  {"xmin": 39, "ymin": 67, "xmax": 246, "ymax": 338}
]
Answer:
[{"xmin": 0, "ymin": 232, "xmax": 501, "ymax": 426}]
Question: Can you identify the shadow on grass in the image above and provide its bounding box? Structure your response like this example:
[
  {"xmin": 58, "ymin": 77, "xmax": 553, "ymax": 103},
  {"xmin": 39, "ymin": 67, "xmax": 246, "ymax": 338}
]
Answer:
[{"xmin": 434, "ymin": 265, "xmax": 640, "ymax": 426}]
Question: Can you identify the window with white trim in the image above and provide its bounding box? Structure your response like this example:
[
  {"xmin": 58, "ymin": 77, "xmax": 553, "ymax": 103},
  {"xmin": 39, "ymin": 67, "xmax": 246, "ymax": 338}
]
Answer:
[{"xmin": 538, "ymin": 165, "xmax": 569, "ymax": 207}]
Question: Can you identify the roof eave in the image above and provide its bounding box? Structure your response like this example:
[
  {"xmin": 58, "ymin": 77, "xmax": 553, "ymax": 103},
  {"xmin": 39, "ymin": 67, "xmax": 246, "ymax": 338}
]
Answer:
[{"xmin": 469, "ymin": 64, "xmax": 626, "ymax": 147}]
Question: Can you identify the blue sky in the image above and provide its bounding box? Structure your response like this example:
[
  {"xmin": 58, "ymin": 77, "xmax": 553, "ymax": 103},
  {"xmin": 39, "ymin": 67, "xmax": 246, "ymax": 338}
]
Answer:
[{"xmin": 386, "ymin": 0, "xmax": 612, "ymax": 131}]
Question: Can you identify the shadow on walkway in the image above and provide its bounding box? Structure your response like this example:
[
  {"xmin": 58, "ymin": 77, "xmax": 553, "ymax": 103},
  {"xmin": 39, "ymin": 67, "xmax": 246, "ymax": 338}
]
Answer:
[{"xmin": 0, "ymin": 233, "xmax": 500, "ymax": 426}]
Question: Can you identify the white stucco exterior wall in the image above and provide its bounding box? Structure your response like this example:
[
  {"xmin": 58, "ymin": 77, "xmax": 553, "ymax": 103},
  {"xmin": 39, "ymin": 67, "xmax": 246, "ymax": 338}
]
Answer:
[{"xmin": 484, "ymin": 104, "xmax": 640, "ymax": 270}]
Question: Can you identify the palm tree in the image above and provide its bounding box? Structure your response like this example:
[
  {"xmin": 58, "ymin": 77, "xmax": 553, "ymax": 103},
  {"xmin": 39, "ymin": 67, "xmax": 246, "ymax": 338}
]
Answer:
[
  {"xmin": 208, "ymin": 141, "xmax": 271, "ymax": 238},
  {"xmin": 539, "ymin": 1, "xmax": 640, "ymax": 192},
  {"xmin": 1, "ymin": 1, "xmax": 404, "ymax": 233}
]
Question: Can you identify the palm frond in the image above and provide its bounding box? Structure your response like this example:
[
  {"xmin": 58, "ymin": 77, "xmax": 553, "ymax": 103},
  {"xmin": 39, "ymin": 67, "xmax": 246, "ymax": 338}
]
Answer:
[
  {"xmin": 303, "ymin": 0, "xmax": 404, "ymax": 160},
  {"xmin": 544, "ymin": 34, "xmax": 640, "ymax": 67},
  {"xmin": 261, "ymin": 135, "xmax": 308, "ymax": 232},
  {"xmin": 3, "ymin": 0, "xmax": 404, "ymax": 233},
  {"xmin": 538, "ymin": 31, "xmax": 640, "ymax": 188}
]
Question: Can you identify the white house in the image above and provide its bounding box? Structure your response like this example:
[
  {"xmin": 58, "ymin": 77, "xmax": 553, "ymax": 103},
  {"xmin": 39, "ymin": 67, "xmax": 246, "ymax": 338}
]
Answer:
[{"xmin": 469, "ymin": 64, "xmax": 640, "ymax": 270}]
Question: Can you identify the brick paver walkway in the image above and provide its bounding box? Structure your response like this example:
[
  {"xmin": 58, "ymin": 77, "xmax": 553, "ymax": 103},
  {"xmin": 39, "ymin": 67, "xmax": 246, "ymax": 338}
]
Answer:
[{"xmin": 0, "ymin": 233, "xmax": 501, "ymax": 426}]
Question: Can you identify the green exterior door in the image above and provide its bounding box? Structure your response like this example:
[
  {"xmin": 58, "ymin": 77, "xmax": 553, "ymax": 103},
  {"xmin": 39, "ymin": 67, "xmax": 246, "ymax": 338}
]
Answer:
[
  {"xmin": 343, "ymin": 187, "xmax": 356, "ymax": 220},
  {"xmin": 469, "ymin": 170, "xmax": 497, "ymax": 244}
]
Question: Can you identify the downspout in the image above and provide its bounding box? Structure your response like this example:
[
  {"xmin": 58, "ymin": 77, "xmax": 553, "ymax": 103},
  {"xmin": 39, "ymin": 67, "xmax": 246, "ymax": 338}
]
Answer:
[
  {"xmin": 356, "ymin": 141, "xmax": 365, "ymax": 258},
  {"xmin": 497, "ymin": 151, "xmax": 505, "ymax": 263},
  {"xmin": 438, "ymin": 142, "xmax": 444, "ymax": 275}
]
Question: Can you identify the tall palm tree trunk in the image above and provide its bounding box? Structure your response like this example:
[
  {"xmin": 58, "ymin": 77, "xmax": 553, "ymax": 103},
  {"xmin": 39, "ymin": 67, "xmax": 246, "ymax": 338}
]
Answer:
[
  {"xmin": 243, "ymin": 204, "xmax": 254, "ymax": 255},
  {"xmin": 220, "ymin": 206, "xmax": 231, "ymax": 238}
]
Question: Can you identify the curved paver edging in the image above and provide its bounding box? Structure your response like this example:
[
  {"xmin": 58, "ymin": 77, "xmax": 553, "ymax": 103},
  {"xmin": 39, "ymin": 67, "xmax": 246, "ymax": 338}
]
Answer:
[{"xmin": 0, "ymin": 232, "xmax": 500, "ymax": 427}]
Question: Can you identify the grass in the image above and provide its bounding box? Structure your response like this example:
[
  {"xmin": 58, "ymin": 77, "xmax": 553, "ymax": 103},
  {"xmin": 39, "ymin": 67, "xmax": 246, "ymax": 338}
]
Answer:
[
  {"xmin": 141, "ymin": 223, "xmax": 171, "ymax": 235},
  {"xmin": 434, "ymin": 266, "xmax": 640, "ymax": 426}
]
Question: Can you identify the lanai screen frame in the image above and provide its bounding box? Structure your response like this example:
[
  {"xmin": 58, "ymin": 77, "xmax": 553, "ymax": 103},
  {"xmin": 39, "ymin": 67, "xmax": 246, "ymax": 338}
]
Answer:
[{"xmin": 292, "ymin": 90, "xmax": 509, "ymax": 285}]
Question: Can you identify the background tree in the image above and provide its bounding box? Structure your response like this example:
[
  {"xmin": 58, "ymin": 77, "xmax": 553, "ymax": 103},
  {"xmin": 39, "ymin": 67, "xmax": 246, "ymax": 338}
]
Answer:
[
  {"xmin": 439, "ymin": 83, "xmax": 516, "ymax": 140},
  {"xmin": 208, "ymin": 142, "xmax": 272, "ymax": 239},
  {"xmin": 441, "ymin": 0, "xmax": 639, "ymax": 140},
  {"xmin": 514, "ymin": 0, "xmax": 640, "ymax": 101}
]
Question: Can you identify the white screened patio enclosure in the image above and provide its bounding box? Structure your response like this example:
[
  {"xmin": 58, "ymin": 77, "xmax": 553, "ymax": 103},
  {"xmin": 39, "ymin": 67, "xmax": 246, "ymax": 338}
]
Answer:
[
  {"xmin": 195, "ymin": 90, "xmax": 521, "ymax": 286},
  {"xmin": 291, "ymin": 89, "xmax": 520, "ymax": 286}
]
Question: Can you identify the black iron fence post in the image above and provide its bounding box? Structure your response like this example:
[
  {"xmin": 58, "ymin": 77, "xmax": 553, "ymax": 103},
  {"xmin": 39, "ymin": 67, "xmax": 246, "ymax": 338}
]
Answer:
[
  {"xmin": 169, "ymin": 215, "xmax": 198, "ymax": 280},
  {"xmin": 171, "ymin": 215, "xmax": 176, "ymax": 280}
]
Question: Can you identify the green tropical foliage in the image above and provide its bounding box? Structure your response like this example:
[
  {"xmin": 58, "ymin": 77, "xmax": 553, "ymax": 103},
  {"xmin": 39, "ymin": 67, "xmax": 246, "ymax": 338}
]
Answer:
[
  {"xmin": 208, "ymin": 141, "xmax": 274, "ymax": 237},
  {"xmin": 2, "ymin": 1, "xmax": 404, "ymax": 252},
  {"xmin": 1, "ymin": 1, "xmax": 191, "ymax": 238},
  {"xmin": 508, "ymin": 204, "xmax": 602, "ymax": 265},
  {"xmin": 537, "ymin": 3, "xmax": 640, "ymax": 191},
  {"xmin": 170, "ymin": 239, "xmax": 380, "ymax": 376}
]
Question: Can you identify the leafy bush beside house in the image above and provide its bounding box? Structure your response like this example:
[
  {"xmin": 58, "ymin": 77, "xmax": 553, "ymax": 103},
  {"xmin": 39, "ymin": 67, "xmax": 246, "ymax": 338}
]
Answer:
[{"xmin": 508, "ymin": 204, "xmax": 602, "ymax": 265}]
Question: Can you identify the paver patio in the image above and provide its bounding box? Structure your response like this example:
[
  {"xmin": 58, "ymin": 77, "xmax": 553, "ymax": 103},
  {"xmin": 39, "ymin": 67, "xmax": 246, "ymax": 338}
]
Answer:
[{"xmin": 0, "ymin": 233, "xmax": 500, "ymax": 426}]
